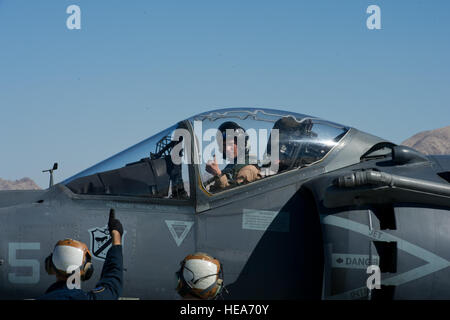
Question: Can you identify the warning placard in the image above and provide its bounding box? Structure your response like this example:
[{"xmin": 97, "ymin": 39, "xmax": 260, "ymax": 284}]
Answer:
[
  {"xmin": 242, "ymin": 209, "xmax": 289, "ymax": 232},
  {"xmin": 332, "ymin": 254, "xmax": 379, "ymax": 269}
]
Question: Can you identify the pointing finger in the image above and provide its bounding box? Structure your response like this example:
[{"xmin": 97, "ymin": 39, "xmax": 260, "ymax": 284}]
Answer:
[{"xmin": 109, "ymin": 208, "xmax": 115, "ymax": 221}]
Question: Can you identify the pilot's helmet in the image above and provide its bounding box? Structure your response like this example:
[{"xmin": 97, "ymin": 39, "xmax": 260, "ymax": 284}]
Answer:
[
  {"xmin": 45, "ymin": 239, "xmax": 94, "ymax": 281},
  {"xmin": 268, "ymin": 116, "xmax": 315, "ymax": 165},
  {"xmin": 175, "ymin": 252, "xmax": 225, "ymax": 300},
  {"xmin": 216, "ymin": 121, "xmax": 248, "ymax": 159}
]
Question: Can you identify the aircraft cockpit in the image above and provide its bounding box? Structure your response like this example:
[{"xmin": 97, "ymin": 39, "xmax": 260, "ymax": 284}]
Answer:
[
  {"xmin": 191, "ymin": 109, "xmax": 349, "ymax": 193},
  {"xmin": 63, "ymin": 108, "xmax": 349, "ymax": 199},
  {"xmin": 64, "ymin": 122, "xmax": 191, "ymax": 199}
]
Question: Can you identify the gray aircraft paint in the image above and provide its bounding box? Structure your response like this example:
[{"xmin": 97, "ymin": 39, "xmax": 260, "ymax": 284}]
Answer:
[
  {"xmin": 322, "ymin": 215, "xmax": 450, "ymax": 299},
  {"xmin": 1, "ymin": 108, "xmax": 449, "ymax": 300}
]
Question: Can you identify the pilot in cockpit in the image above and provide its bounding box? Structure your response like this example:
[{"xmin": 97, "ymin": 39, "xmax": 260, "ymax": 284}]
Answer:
[
  {"xmin": 205, "ymin": 121, "xmax": 261, "ymax": 192},
  {"xmin": 266, "ymin": 116, "xmax": 319, "ymax": 173}
]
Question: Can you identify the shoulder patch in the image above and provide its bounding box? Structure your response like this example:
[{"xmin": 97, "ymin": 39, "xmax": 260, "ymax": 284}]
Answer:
[{"xmin": 91, "ymin": 286, "xmax": 106, "ymax": 294}]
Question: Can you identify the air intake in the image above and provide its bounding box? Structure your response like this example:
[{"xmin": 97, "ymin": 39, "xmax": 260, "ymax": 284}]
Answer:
[{"xmin": 438, "ymin": 172, "xmax": 450, "ymax": 183}]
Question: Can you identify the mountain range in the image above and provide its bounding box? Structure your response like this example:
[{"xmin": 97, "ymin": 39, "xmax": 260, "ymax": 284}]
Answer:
[
  {"xmin": 0, "ymin": 177, "xmax": 41, "ymax": 191},
  {"xmin": 401, "ymin": 125, "xmax": 450, "ymax": 155}
]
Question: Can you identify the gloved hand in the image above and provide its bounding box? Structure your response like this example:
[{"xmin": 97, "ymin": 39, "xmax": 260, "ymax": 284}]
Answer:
[{"xmin": 108, "ymin": 209, "xmax": 123, "ymax": 237}]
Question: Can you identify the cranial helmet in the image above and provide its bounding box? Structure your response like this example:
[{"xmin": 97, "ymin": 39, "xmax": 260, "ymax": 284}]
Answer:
[
  {"xmin": 175, "ymin": 252, "xmax": 225, "ymax": 300},
  {"xmin": 216, "ymin": 121, "xmax": 248, "ymax": 159},
  {"xmin": 45, "ymin": 239, "xmax": 94, "ymax": 281}
]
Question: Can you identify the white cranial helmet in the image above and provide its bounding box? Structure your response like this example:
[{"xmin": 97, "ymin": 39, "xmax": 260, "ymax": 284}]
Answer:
[
  {"xmin": 45, "ymin": 239, "xmax": 94, "ymax": 281},
  {"xmin": 176, "ymin": 252, "xmax": 224, "ymax": 299}
]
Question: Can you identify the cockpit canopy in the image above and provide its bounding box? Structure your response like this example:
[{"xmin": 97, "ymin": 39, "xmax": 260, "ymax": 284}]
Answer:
[{"xmin": 64, "ymin": 108, "xmax": 349, "ymax": 198}]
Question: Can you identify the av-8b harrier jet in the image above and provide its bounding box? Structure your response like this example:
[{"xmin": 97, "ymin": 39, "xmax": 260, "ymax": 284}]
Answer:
[{"xmin": 1, "ymin": 108, "xmax": 449, "ymax": 300}]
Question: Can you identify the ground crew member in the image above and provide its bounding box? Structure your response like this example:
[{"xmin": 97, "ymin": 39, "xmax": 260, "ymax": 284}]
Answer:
[
  {"xmin": 38, "ymin": 209, "xmax": 124, "ymax": 300},
  {"xmin": 175, "ymin": 252, "xmax": 227, "ymax": 300},
  {"xmin": 206, "ymin": 121, "xmax": 261, "ymax": 191}
]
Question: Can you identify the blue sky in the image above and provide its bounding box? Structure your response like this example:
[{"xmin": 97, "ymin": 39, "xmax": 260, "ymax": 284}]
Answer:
[{"xmin": 0, "ymin": 0, "xmax": 449, "ymax": 188}]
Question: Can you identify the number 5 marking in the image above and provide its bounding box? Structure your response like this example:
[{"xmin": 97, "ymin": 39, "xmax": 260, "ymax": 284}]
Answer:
[{"xmin": 8, "ymin": 243, "xmax": 40, "ymax": 284}]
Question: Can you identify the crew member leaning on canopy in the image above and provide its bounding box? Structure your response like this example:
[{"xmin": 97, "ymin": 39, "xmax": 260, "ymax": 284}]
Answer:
[{"xmin": 205, "ymin": 122, "xmax": 261, "ymax": 191}]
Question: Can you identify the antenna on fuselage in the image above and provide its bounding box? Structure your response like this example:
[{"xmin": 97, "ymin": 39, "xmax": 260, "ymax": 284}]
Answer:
[{"xmin": 43, "ymin": 162, "xmax": 58, "ymax": 188}]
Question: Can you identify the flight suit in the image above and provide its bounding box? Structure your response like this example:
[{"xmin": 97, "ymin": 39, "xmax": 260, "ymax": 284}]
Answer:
[
  {"xmin": 213, "ymin": 164, "xmax": 260, "ymax": 189},
  {"xmin": 211, "ymin": 153, "xmax": 261, "ymax": 191},
  {"xmin": 38, "ymin": 245, "xmax": 123, "ymax": 300}
]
